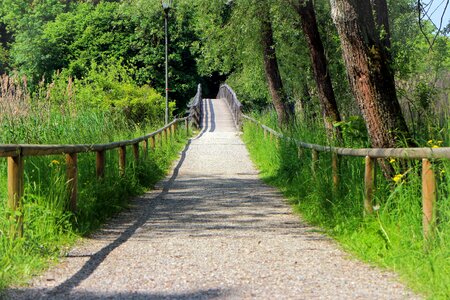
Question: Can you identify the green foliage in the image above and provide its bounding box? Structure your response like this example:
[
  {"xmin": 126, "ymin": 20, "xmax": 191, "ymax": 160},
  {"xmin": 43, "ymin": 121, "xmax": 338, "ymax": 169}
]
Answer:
[
  {"xmin": 243, "ymin": 112, "xmax": 450, "ymax": 299},
  {"xmin": 333, "ymin": 116, "xmax": 369, "ymax": 147},
  {"xmin": 58, "ymin": 59, "xmax": 170, "ymax": 125},
  {"xmin": 0, "ymin": 0, "xmax": 201, "ymax": 108},
  {"xmin": 0, "ymin": 0, "xmax": 69, "ymax": 81}
]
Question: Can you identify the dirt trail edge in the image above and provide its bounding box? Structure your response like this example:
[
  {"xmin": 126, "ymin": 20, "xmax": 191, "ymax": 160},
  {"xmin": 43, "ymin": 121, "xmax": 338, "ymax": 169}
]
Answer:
[{"xmin": 6, "ymin": 98, "xmax": 419, "ymax": 299}]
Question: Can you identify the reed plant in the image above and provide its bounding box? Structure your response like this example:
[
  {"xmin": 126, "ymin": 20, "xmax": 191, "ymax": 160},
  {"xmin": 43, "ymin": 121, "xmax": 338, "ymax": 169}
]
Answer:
[{"xmin": 242, "ymin": 112, "xmax": 450, "ymax": 299}]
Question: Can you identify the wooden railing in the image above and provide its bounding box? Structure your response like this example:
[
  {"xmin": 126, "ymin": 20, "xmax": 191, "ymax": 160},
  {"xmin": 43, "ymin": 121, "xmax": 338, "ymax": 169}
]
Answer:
[
  {"xmin": 220, "ymin": 84, "xmax": 445, "ymax": 238},
  {"xmin": 1, "ymin": 117, "xmax": 192, "ymax": 237},
  {"xmin": 188, "ymin": 84, "xmax": 202, "ymax": 128},
  {"xmin": 217, "ymin": 84, "xmax": 242, "ymax": 129}
]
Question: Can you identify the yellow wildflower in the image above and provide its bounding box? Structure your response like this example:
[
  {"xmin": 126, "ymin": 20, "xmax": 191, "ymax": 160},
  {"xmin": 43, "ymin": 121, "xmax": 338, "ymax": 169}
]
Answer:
[
  {"xmin": 432, "ymin": 145, "xmax": 440, "ymax": 148},
  {"xmin": 392, "ymin": 174, "xmax": 403, "ymax": 183},
  {"xmin": 427, "ymin": 140, "xmax": 433, "ymax": 145},
  {"xmin": 51, "ymin": 160, "xmax": 60, "ymax": 165},
  {"xmin": 389, "ymin": 158, "xmax": 395, "ymax": 163}
]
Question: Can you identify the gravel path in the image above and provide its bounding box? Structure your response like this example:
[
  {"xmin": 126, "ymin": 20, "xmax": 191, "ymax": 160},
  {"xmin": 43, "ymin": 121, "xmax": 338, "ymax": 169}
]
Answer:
[{"xmin": 5, "ymin": 99, "xmax": 420, "ymax": 299}]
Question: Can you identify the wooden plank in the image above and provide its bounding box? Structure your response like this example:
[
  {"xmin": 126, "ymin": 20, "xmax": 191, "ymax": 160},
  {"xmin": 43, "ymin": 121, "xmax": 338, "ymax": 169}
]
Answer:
[
  {"xmin": 143, "ymin": 139, "xmax": 149, "ymax": 158},
  {"xmin": 150, "ymin": 135, "xmax": 156, "ymax": 150},
  {"xmin": 66, "ymin": 153, "xmax": 78, "ymax": 213},
  {"xmin": 311, "ymin": 150, "xmax": 319, "ymax": 176},
  {"xmin": 8, "ymin": 155, "xmax": 24, "ymax": 237},
  {"xmin": 96, "ymin": 150, "xmax": 105, "ymax": 179},
  {"xmin": 119, "ymin": 146, "xmax": 126, "ymax": 176},
  {"xmin": 422, "ymin": 158, "xmax": 436, "ymax": 239},
  {"xmin": 0, "ymin": 147, "xmax": 20, "ymax": 157},
  {"xmin": 364, "ymin": 156, "xmax": 375, "ymax": 215},
  {"xmin": 297, "ymin": 147, "xmax": 303, "ymax": 159},
  {"xmin": 133, "ymin": 143, "xmax": 139, "ymax": 162},
  {"xmin": 332, "ymin": 153, "xmax": 339, "ymax": 192},
  {"xmin": 185, "ymin": 118, "xmax": 189, "ymax": 136},
  {"xmin": 173, "ymin": 123, "xmax": 177, "ymax": 136}
]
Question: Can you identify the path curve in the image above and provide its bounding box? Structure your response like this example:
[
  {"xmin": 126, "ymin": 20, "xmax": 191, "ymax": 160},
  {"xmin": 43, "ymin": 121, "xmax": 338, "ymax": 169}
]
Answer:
[{"xmin": 6, "ymin": 98, "xmax": 419, "ymax": 299}]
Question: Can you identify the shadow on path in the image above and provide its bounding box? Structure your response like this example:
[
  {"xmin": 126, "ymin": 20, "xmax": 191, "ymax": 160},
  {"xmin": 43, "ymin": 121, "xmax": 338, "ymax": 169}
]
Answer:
[
  {"xmin": 46, "ymin": 140, "xmax": 193, "ymax": 297},
  {"xmin": 194, "ymin": 99, "xmax": 216, "ymax": 139}
]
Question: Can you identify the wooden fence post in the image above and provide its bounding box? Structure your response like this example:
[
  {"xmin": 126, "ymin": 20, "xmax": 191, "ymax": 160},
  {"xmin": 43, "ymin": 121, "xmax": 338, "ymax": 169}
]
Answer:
[
  {"xmin": 332, "ymin": 152, "xmax": 339, "ymax": 192},
  {"xmin": 185, "ymin": 119, "xmax": 189, "ymax": 136},
  {"xmin": 119, "ymin": 146, "xmax": 126, "ymax": 176},
  {"xmin": 143, "ymin": 139, "xmax": 149, "ymax": 159},
  {"xmin": 172, "ymin": 123, "xmax": 177, "ymax": 137},
  {"xmin": 159, "ymin": 132, "xmax": 163, "ymax": 147},
  {"xmin": 311, "ymin": 150, "xmax": 319, "ymax": 176},
  {"xmin": 263, "ymin": 129, "xmax": 267, "ymax": 139},
  {"xmin": 165, "ymin": 128, "xmax": 169, "ymax": 144},
  {"xmin": 422, "ymin": 158, "xmax": 436, "ymax": 239},
  {"xmin": 151, "ymin": 135, "xmax": 156, "ymax": 150},
  {"xmin": 133, "ymin": 143, "xmax": 139, "ymax": 163},
  {"xmin": 297, "ymin": 147, "xmax": 303, "ymax": 159},
  {"xmin": 8, "ymin": 155, "xmax": 24, "ymax": 237},
  {"xmin": 96, "ymin": 150, "xmax": 105, "ymax": 179},
  {"xmin": 364, "ymin": 156, "xmax": 375, "ymax": 215},
  {"xmin": 66, "ymin": 153, "xmax": 78, "ymax": 213}
]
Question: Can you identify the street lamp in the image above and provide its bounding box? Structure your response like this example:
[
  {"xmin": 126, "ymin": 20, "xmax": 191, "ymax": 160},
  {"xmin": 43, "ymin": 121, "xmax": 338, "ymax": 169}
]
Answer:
[{"xmin": 162, "ymin": 0, "xmax": 173, "ymax": 125}]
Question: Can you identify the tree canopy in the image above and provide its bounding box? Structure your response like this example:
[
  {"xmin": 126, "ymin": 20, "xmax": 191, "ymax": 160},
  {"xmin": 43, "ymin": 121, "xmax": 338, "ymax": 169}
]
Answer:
[{"xmin": 0, "ymin": 0, "xmax": 448, "ymax": 143}]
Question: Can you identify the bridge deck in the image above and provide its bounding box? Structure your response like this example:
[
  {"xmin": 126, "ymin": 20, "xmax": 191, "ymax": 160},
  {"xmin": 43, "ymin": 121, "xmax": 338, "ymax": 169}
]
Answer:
[{"xmin": 7, "ymin": 99, "xmax": 418, "ymax": 299}]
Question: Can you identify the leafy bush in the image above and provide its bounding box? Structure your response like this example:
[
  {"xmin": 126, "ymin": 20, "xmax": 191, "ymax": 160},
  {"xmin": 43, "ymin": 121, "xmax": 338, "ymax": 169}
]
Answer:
[{"xmin": 46, "ymin": 60, "xmax": 172, "ymax": 126}]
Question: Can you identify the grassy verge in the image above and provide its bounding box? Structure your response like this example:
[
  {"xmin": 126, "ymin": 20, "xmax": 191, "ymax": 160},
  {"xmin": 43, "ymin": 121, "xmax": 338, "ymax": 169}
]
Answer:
[
  {"xmin": 242, "ymin": 113, "xmax": 449, "ymax": 299},
  {"xmin": 0, "ymin": 110, "xmax": 191, "ymax": 290}
]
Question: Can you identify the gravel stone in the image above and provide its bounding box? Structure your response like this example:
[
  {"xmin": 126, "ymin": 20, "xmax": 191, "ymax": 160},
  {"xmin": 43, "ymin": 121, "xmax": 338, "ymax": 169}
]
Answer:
[{"xmin": 4, "ymin": 98, "xmax": 420, "ymax": 299}]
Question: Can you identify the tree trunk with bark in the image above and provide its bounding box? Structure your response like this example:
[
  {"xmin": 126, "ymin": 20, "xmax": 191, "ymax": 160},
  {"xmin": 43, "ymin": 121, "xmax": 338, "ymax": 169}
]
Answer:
[
  {"xmin": 330, "ymin": 0, "xmax": 413, "ymax": 176},
  {"xmin": 294, "ymin": 0, "xmax": 343, "ymax": 142},
  {"xmin": 260, "ymin": 10, "xmax": 291, "ymax": 127},
  {"xmin": 371, "ymin": 0, "xmax": 391, "ymax": 51}
]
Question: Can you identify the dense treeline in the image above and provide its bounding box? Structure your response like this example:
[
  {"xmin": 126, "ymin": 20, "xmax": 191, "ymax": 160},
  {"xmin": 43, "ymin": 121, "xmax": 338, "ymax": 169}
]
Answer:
[{"xmin": 1, "ymin": 1, "xmax": 448, "ymax": 134}]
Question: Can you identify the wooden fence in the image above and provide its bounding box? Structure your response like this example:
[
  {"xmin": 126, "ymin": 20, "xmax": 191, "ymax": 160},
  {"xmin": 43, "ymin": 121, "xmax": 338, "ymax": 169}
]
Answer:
[
  {"xmin": 1, "ymin": 84, "xmax": 202, "ymax": 237},
  {"xmin": 220, "ymin": 84, "xmax": 447, "ymax": 239}
]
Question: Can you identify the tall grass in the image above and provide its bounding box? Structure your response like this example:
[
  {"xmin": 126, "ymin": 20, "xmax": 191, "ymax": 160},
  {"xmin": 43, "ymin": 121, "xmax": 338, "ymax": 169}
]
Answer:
[
  {"xmin": 0, "ymin": 74, "xmax": 190, "ymax": 290},
  {"xmin": 242, "ymin": 112, "xmax": 450, "ymax": 299}
]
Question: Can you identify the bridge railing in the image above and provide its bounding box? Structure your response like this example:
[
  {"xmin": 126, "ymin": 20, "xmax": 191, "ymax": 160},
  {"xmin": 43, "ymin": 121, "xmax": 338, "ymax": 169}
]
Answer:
[
  {"xmin": 1, "ymin": 113, "xmax": 195, "ymax": 237},
  {"xmin": 218, "ymin": 83, "xmax": 444, "ymax": 239},
  {"xmin": 217, "ymin": 84, "xmax": 242, "ymax": 129},
  {"xmin": 187, "ymin": 84, "xmax": 202, "ymax": 128}
]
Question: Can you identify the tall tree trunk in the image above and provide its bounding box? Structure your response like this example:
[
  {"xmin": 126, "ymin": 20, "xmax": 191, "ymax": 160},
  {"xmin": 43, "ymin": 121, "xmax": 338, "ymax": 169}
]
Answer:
[
  {"xmin": 330, "ymin": 0, "xmax": 412, "ymax": 176},
  {"xmin": 260, "ymin": 10, "xmax": 291, "ymax": 127},
  {"xmin": 371, "ymin": 0, "xmax": 391, "ymax": 51},
  {"xmin": 294, "ymin": 0, "xmax": 342, "ymax": 142}
]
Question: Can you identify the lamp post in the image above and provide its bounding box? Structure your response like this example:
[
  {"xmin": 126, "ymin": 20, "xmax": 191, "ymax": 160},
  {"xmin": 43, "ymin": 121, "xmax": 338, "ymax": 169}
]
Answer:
[{"xmin": 162, "ymin": 0, "xmax": 173, "ymax": 125}]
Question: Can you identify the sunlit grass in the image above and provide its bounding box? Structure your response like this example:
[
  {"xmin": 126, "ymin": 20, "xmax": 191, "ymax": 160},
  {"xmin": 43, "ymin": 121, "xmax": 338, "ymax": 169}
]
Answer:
[{"xmin": 242, "ymin": 113, "xmax": 450, "ymax": 299}]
